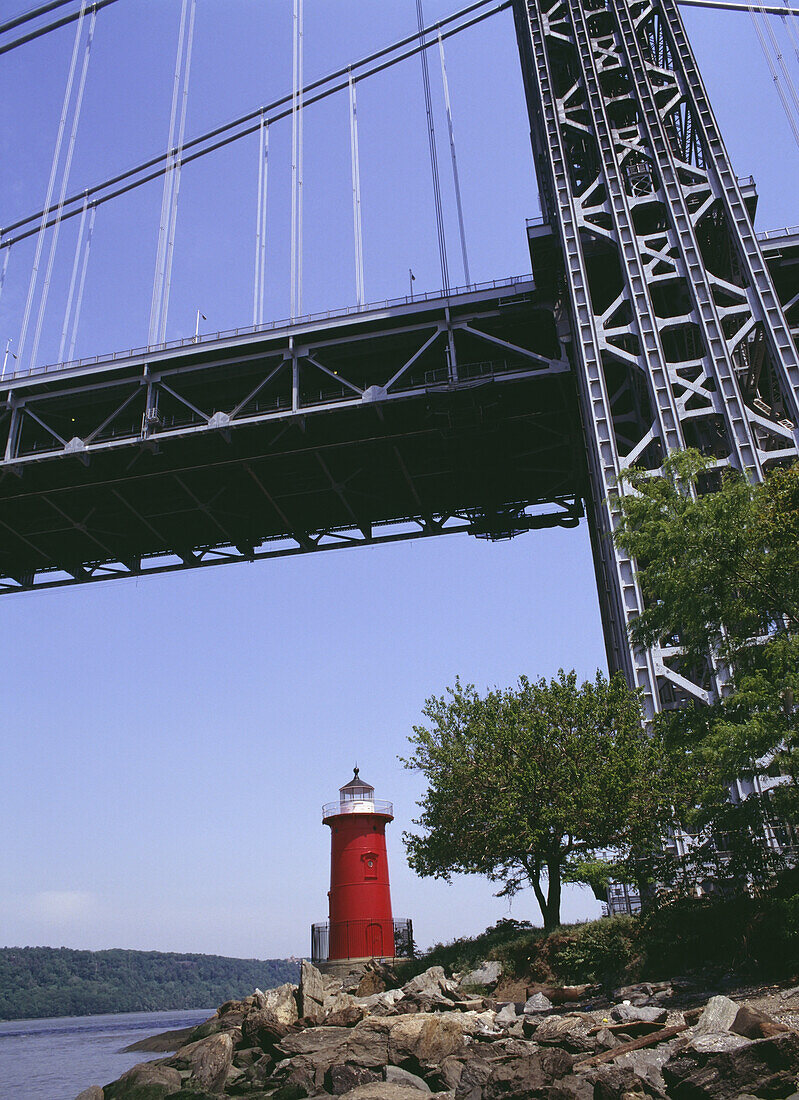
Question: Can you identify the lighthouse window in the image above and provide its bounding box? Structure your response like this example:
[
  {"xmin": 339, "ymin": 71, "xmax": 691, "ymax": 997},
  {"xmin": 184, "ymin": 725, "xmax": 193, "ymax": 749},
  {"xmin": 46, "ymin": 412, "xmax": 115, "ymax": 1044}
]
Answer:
[{"xmin": 362, "ymin": 852, "xmax": 379, "ymax": 879}]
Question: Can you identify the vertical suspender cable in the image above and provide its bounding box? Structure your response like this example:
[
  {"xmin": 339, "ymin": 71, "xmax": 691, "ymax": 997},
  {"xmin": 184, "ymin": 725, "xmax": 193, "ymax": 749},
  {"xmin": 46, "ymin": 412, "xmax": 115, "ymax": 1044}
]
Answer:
[
  {"xmin": 416, "ymin": 0, "xmax": 449, "ymax": 292},
  {"xmin": 30, "ymin": 3, "xmax": 96, "ymax": 369},
  {"xmin": 58, "ymin": 191, "xmax": 88, "ymax": 361},
  {"xmin": 149, "ymin": 0, "xmax": 189, "ymax": 345},
  {"xmin": 17, "ymin": 0, "xmax": 87, "ymax": 365},
  {"xmin": 0, "ymin": 241, "xmax": 10, "ymax": 309},
  {"xmin": 437, "ymin": 30, "xmax": 470, "ymax": 286},
  {"xmin": 750, "ymin": 8, "xmax": 799, "ymax": 148},
  {"xmin": 291, "ymin": 0, "xmax": 304, "ymax": 319},
  {"xmin": 779, "ymin": 0, "xmax": 799, "ymax": 65},
  {"xmin": 348, "ymin": 69, "xmax": 365, "ymax": 306},
  {"xmin": 158, "ymin": 0, "xmax": 196, "ymax": 343},
  {"xmin": 254, "ymin": 114, "xmax": 265, "ymax": 324},
  {"xmin": 253, "ymin": 114, "xmax": 269, "ymax": 325},
  {"xmin": 762, "ymin": 7, "xmax": 799, "ymax": 118},
  {"xmin": 68, "ymin": 202, "xmax": 96, "ymax": 361}
]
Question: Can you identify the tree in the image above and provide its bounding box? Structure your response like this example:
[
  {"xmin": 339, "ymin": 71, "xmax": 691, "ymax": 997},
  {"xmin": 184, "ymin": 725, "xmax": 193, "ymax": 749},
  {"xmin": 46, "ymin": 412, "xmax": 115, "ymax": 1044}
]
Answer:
[
  {"xmin": 402, "ymin": 670, "xmax": 669, "ymax": 931},
  {"xmin": 613, "ymin": 452, "xmax": 799, "ymax": 884}
]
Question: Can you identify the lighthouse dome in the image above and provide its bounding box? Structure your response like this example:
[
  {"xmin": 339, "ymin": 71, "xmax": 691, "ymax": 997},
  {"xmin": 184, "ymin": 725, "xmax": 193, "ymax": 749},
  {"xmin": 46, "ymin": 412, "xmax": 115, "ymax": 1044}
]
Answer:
[{"xmin": 322, "ymin": 767, "xmax": 393, "ymax": 819}]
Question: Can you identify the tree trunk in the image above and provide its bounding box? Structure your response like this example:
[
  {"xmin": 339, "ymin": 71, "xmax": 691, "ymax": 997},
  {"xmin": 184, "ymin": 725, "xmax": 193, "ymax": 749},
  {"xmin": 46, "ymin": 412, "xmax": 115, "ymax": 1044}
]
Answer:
[{"xmin": 544, "ymin": 859, "xmax": 562, "ymax": 932}]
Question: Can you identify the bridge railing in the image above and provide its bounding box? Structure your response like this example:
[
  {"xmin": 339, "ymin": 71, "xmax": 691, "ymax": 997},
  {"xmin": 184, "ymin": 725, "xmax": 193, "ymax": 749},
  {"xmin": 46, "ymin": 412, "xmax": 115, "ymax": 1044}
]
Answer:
[{"xmin": 2, "ymin": 274, "xmax": 536, "ymax": 385}]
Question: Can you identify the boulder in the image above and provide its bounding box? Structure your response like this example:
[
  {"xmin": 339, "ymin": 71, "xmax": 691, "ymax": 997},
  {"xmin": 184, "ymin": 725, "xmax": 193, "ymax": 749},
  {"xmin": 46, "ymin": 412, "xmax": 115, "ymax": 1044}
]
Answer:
[
  {"xmin": 326, "ymin": 1003, "xmax": 368, "ymax": 1027},
  {"xmin": 588, "ymin": 1063, "xmax": 668, "ymax": 1099},
  {"xmin": 179, "ymin": 1032, "xmax": 233, "ymax": 1092},
  {"xmin": 75, "ymin": 1090, "xmax": 105, "ymax": 1100},
  {"xmin": 103, "ymin": 1062, "xmax": 182, "ymax": 1099},
  {"xmin": 259, "ymin": 982, "xmax": 300, "ymax": 1025},
  {"xmin": 401, "ymin": 967, "xmax": 446, "ymax": 996},
  {"xmin": 387, "ymin": 1013, "xmax": 468, "ymax": 1067},
  {"xmin": 345, "ymin": 1017, "xmax": 393, "ymax": 1067},
  {"xmin": 482, "ymin": 1048, "xmax": 574, "ymax": 1099},
  {"xmin": 693, "ymin": 994, "xmax": 740, "ymax": 1034},
  {"xmin": 686, "ymin": 1031, "xmax": 752, "ymax": 1054},
  {"xmin": 327, "ymin": 1063, "xmax": 383, "ymax": 1095},
  {"xmin": 337, "ymin": 1085, "xmax": 445, "ymax": 1100},
  {"xmin": 384, "ymin": 1065, "xmax": 431, "ymax": 1092},
  {"xmin": 495, "ymin": 1002, "xmax": 518, "ymax": 1029},
  {"xmin": 278, "ymin": 1026, "xmax": 352, "ymax": 1058},
  {"xmin": 530, "ymin": 1014, "xmax": 595, "ymax": 1053},
  {"xmin": 241, "ymin": 1007, "xmax": 291, "ymax": 1051},
  {"xmin": 299, "ymin": 958, "xmax": 328, "ymax": 1020},
  {"xmin": 662, "ymin": 1031, "xmax": 799, "ymax": 1099},
  {"xmin": 732, "ymin": 1003, "xmax": 791, "ymax": 1039},
  {"xmin": 523, "ymin": 992, "xmax": 554, "ymax": 1014},
  {"xmin": 610, "ymin": 1004, "xmax": 667, "ymax": 1025},
  {"xmin": 459, "ymin": 960, "xmax": 503, "ymax": 989}
]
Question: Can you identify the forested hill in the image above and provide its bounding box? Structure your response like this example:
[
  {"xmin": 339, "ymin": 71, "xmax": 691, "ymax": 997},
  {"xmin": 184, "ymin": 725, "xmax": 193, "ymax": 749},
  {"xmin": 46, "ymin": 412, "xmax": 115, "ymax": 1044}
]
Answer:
[{"xmin": 0, "ymin": 946, "xmax": 300, "ymax": 1021}]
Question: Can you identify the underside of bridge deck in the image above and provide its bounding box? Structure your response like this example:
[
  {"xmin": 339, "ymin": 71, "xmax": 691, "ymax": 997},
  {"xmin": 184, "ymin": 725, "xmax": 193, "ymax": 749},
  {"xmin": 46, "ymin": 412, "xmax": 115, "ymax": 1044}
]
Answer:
[{"xmin": 0, "ymin": 281, "xmax": 585, "ymax": 592}]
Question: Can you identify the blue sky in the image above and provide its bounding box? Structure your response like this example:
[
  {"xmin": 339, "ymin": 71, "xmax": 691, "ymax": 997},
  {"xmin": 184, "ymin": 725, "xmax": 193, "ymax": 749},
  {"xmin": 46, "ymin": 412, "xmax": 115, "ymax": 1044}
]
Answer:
[{"xmin": 0, "ymin": 0, "xmax": 797, "ymax": 960}]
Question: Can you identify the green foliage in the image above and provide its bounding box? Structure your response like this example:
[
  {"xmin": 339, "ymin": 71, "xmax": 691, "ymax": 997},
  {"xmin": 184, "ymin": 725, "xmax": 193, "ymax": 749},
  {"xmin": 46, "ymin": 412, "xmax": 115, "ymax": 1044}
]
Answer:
[
  {"xmin": 0, "ymin": 946, "xmax": 299, "ymax": 1021},
  {"xmin": 613, "ymin": 453, "xmax": 799, "ymax": 892},
  {"xmin": 534, "ymin": 917, "xmax": 639, "ymax": 986},
  {"xmin": 402, "ymin": 670, "xmax": 669, "ymax": 931}
]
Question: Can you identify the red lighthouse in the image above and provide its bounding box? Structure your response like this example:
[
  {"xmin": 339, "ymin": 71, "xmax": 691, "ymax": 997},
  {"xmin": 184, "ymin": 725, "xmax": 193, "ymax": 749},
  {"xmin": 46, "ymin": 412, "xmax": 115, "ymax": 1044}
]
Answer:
[{"xmin": 311, "ymin": 768, "xmax": 412, "ymax": 966}]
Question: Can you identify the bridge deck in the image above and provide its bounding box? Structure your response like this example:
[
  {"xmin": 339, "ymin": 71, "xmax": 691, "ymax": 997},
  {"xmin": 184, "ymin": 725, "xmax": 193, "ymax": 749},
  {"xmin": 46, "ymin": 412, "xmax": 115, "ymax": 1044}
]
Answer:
[{"xmin": 0, "ymin": 280, "xmax": 584, "ymax": 592}]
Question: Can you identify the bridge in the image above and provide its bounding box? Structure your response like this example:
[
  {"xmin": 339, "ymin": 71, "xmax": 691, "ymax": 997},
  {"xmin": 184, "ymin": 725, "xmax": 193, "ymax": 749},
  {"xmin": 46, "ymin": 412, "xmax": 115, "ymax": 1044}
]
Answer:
[{"xmin": 1, "ymin": 0, "xmax": 798, "ymax": 719}]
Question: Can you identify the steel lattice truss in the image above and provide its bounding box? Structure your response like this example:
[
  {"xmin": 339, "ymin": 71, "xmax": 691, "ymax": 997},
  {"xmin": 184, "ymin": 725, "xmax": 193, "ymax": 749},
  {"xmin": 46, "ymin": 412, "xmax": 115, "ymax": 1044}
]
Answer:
[
  {"xmin": 513, "ymin": 0, "xmax": 799, "ymax": 715},
  {"xmin": 0, "ymin": 282, "xmax": 585, "ymax": 592}
]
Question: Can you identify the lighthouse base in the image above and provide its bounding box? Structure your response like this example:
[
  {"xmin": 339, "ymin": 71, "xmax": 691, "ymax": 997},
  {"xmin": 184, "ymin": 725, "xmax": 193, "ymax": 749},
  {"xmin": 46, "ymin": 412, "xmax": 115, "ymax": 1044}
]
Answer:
[
  {"xmin": 311, "ymin": 917, "xmax": 414, "ymax": 968},
  {"xmin": 316, "ymin": 956, "xmax": 404, "ymax": 981}
]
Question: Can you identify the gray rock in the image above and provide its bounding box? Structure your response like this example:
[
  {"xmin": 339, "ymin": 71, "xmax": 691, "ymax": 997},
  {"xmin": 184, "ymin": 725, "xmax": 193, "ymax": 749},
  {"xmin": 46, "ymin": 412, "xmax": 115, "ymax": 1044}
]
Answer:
[
  {"xmin": 523, "ymin": 992, "xmax": 553, "ymax": 1014},
  {"xmin": 494, "ymin": 1002, "xmax": 518, "ymax": 1028},
  {"xmin": 610, "ymin": 1003, "xmax": 668, "ymax": 1025},
  {"xmin": 74, "ymin": 1089, "xmax": 104, "ymax": 1100},
  {"xmin": 459, "ymin": 960, "xmax": 502, "ymax": 988},
  {"xmin": 694, "ymin": 994, "xmax": 740, "ymax": 1034},
  {"xmin": 401, "ymin": 966, "xmax": 446, "ymax": 996},
  {"xmin": 103, "ymin": 1062, "xmax": 182, "ymax": 1099},
  {"xmin": 663, "ymin": 1031, "xmax": 799, "ymax": 1099},
  {"xmin": 181, "ymin": 1031, "xmax": 233, "ymax": 1092},
  {"xmin": 615, "ymin": 1043, "xmax": 677, "ymax": 1093},
  {"xmin": 531, "ymin": 1013, "xmax": 594, "ymax": 1053},
  {"xmin": 384, "ymin": 1065, "xmax": 432, "ymax": 1091},
  {"xmin": 328, "ymin": 1063, "xmax": 382, "ymax": 1095},
  {"xmin": 687, "ymin": 1031, "xmax": 752, "ymax": 1054},
  {"xmin": 387, "ymin": 1013, "xmax": 468, "ymax": 1066},
  {"xmin": 482, "ymin": 1047, "xmax": 574, "ymax": 1099},
  {"xmin": 300, "ymin": 958, "xmax": 328, "ymax": 1019},
  {"xmin": 258, "ymin": 981, "xmax": 299, "ymax": 1025},
  {"xmin": 345, "ymin": 1017, "xmax": 393, "ymax": 1067},
  {"xmin": 337, "ymin": 1085, "xmax": 443, "ymax": 1100},
  {"xmin": 278, "ymin": 1026, "xmax": 352, "ymax": 1057}
]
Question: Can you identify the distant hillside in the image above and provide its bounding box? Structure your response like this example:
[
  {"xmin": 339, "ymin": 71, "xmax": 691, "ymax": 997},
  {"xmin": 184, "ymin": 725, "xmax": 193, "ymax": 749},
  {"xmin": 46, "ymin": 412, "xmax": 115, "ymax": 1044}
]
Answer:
[{"xmin": 0, "ymin": 946, "xmax": 300, "ymax": 1021}]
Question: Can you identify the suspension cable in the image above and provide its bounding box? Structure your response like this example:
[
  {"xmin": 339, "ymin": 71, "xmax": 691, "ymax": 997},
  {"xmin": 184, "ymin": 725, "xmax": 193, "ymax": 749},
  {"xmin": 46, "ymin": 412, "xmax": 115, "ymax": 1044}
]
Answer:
[
  {"xmin": 750, "ymin": 6, "xmax": 799, "ymax": 148},
  {"xmin": 438, "ymin": 29, "xmax": 470, "ymax": 286},
  {"xmin": 0, "ymin": 243, "xmax": 10, "ymax": 309},
  {"xmin": 58, "ymin": 192, "xmax": 88, "ymax": 361},
  {"xmin": 253, "ymin": 114, "xmax": 269, "ymax": 326},
  {"xmin": 17, "ymin": 0, "xmax": 87, "ymax": 366},
  {"xmin": 291, "ymin": 0, "xmax": 304, "ymax": 320},
  {"xmin": 67, "ymin": 202, "xmax": 96, "ymax": 361},
  {"xmin": 1, "ymin": 0, "xmax": 510, "ymax": 250},
  {"xmin": 149, "ymin": 0, "xmax": 190, "ymax": 346},
  {"xmin": 158, "ymin": 0, "xmax": 196, "ymax": 343},
  {"xmin": 779, "ymin": 0, "xmax": 799, "ymax": 62},
  {"xmin": 348, "ymin": 69, "xmax": 365, "ymax": 306},
  {"xmin": 417, "ymin": 0, "xmax": 449, "ymax": 292},
  {"xmin": 0, "ymin": 0, "xmax": 75, "ymax": 35},
  {"xmin": 762, "ymin": 4, "xmax": 799, "ymax": 118},
  {"xmin": 0, "ymin": 0, "xmax": 118, "ymax": 57},
  {"xmin": 29, "ymin": 2, "xmax": 96, "ymax": 370}
]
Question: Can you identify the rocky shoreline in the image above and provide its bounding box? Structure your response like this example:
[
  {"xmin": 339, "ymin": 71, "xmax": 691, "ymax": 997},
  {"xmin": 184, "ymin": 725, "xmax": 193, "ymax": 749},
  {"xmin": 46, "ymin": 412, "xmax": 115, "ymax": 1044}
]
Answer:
[{"xmin": 74, "ymin": 959, "xmax": 799, "ymax": 1099}]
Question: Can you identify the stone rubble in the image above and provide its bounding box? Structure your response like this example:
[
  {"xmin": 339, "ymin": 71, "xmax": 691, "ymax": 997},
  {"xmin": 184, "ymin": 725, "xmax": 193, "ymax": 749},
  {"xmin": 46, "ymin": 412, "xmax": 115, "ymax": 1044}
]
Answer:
[{"xmin": 76, "ymin": 961, "xmax": 799, "ymax": 1099}]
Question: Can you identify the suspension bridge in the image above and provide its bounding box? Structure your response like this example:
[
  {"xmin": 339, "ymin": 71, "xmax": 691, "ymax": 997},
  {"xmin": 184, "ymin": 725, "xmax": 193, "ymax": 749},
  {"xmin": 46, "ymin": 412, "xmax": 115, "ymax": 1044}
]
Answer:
[{"xmin": 1, "ymin": 0, "xmax": 798, "ymax": 720}]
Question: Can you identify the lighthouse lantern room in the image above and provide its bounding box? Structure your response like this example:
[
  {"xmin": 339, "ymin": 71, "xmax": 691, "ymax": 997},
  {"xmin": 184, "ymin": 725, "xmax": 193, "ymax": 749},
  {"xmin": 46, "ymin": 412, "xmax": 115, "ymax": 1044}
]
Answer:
[{"xmin": 311, "ymin": 768, "xmax": 413, "ymax": 967}]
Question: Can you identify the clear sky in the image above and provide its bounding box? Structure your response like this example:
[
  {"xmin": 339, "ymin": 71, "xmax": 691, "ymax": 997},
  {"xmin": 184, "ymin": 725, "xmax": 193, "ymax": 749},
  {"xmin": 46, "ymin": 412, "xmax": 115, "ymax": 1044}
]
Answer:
[{"xmin": 0, "ymin": 0, "xmax": 797, "ymax": 961}]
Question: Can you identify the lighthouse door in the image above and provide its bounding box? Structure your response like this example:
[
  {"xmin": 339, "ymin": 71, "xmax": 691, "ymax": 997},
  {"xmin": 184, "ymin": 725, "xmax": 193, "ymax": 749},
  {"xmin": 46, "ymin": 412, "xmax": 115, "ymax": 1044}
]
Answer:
[{"xmin": 365, "ymin": 922, "xmax": 383, "ymax": 958}]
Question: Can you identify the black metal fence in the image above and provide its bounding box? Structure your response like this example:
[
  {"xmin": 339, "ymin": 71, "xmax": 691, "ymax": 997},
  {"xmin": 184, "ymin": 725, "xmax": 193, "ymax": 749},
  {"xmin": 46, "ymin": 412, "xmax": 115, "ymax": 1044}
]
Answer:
[{"xmin": 310, "ymin": 917, "xmax": 414, "ymax": 963}]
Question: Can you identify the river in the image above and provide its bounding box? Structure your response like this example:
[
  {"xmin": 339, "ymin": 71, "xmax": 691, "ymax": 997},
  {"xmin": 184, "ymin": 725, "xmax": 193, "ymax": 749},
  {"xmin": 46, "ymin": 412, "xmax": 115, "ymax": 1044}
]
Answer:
[{"xmin": 0, "ymin": 1008, "xmax": 213, "ymax": 1100}]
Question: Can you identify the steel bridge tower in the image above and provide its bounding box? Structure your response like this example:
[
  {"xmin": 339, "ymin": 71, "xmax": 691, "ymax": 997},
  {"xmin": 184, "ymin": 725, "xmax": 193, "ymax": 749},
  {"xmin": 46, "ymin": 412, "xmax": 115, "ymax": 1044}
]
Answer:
[{"xmin": 512, "ymin": 0, "xmax": 799, "ymax": 715}]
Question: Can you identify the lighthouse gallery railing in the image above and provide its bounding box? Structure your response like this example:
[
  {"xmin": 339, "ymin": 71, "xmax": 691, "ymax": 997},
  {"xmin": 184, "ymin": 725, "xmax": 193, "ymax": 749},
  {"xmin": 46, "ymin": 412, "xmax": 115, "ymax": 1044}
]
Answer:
[{"xmin": 310, "ymin": 918, "xmax": 414, "ymax": 964}]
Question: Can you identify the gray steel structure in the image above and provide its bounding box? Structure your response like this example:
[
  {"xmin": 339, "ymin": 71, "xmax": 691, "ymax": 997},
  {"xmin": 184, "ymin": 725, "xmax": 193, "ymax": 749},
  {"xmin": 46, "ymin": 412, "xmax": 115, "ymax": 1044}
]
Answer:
[
  {"xmin": 0, "ymin": 1, "xmax": 798, "ymax": 722},
  {"xmin": 513, "ymin": 0, "xmax": 799, "ymax": 714}
]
